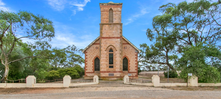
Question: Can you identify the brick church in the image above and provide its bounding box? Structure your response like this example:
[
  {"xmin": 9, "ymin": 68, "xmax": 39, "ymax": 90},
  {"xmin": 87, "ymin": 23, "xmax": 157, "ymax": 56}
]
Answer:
[{"xmin": 83, "ymin": 2, "xmax": 140, "ymax": 79}]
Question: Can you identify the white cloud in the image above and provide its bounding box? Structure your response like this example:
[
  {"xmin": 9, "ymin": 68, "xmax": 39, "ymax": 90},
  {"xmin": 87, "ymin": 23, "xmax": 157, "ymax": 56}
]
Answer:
[
  {"xmin": 0, "ymin": 0, "xmax": 5, "ymax": 5},
  {"xmin": 0, "ymin": 0, "xmax": 11, "ymax": 12},
  {"xmin": 47, "ymin": 0, "xmax": 67, "ymax": 11},
  {"xmin": 70, "ymin": 0, "xmax": 90, "ymax": 11},
  {"xmin": 51, "ymin": 34, "xmax": 93, "ymax": 49},
  {"xmin": 19, "ymin": 21, "xmax": 95, "ymax": 49},
  {"xmin": 125, "ymin": 7, "xmax": 149, "ymax": 25},
  {"xmin": 47, "ymin": 0, "xmax": 91, "ymax": 15},
  {"xmin": 50, "ymin": 21, "xmax": 95, "ymax": 49}
]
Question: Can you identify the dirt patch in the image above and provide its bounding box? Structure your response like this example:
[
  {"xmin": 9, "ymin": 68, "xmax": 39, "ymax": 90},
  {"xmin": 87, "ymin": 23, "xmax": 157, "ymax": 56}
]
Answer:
[
  {"xmin": 137, "ymin": 75, "xmax": 185, "ymax": 83},
  {"xmin": 0, "ymin": 88, "xmax": 65, "ymax": 94},
  {"xmin": 165, "ymin": 86, "xmax": 221, "ymax": 91},
  {"xmin": 160, "ymin": 77, "xmax": 185, "ymax": 83}
]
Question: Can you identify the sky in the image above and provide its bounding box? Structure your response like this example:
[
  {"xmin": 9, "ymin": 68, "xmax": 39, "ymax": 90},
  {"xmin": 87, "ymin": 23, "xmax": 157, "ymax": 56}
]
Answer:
[{"xmin": 0, "ymin": 0, "xmax": 210, "ymax": 50}]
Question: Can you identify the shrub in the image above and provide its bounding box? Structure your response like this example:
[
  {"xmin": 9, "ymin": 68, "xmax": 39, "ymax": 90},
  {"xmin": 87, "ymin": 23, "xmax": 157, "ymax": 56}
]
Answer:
[
  {"xmin": 58, "ymin": 67, "xmax": 80, "ymax": 79},
  {"xmin": 65, "ymin": 67, "xmax": 80, "ymax": 79},
  {"xmin": 164, "ymin": 71, "xmax": 178, "ymax": 78},
  {"xmin": 46, "ymin": 70, "xmax": 60, "ymax": 80},
  {"xmin": 35, "ymin": 69, "xmax": 48, "ymax": 81},
  {"xmin": 180, "ymin": 66, "xmax": 220, "ymax": 83},
  {"xmin": 46, "ymin": 66, "xmax": 84, "ymax": 80},
  {"xmin": 73, "ymin": 65, "xmax": 84, "ymax": 77},
  {"xmin": 138, "ymin": 67, "xmax": 141, "ymax": 74}
]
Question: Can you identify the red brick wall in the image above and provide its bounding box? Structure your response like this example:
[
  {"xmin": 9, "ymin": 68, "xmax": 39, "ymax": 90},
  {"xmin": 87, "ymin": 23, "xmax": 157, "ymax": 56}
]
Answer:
[
  {"xmin": 100, "ymin": 4, "xmax": 122, "ymax": 23},
  {"xmin": 84, "ymin": 40, "xmax": 100, "ymax": 77},
  {"xmin": 84, "ymin": 3, "xmax": 138, "ymax": 79},
  {"xmin": 122, "ymin": 39, "xmax": 138, "ymax": 77}
]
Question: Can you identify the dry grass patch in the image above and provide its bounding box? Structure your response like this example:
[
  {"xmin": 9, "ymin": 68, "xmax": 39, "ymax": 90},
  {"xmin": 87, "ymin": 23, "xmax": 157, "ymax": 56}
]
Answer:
[{"xmin": 165, "ymin": 86, "xmax": 221, "ymax": 91}]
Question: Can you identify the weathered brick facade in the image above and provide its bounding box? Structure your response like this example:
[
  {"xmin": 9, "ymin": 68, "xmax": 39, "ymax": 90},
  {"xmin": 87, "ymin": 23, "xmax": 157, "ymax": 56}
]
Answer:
[{"xmin": 83, "ymin": 2, "xmax": 140, "ymax": 79}]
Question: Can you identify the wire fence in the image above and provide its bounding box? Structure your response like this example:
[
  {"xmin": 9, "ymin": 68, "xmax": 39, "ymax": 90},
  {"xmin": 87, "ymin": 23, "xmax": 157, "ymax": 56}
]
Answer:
[
  {"xmin": 3, "ymin": 79, "xmax": 26, "ymax": 83},
  {"xmin": 71, "ymin": 79, "xmax": 93, "ymax": 83},
  {"xmin": 1, "ymin": 78, "xmax": 93, "ymax": 83},
  {"xmin": 43, "ymin": 79, "xmax": 63, "ymax": 83},
  {"xmin": 129, "ymin": 78, "xmax": 152, "ymax": 83}
]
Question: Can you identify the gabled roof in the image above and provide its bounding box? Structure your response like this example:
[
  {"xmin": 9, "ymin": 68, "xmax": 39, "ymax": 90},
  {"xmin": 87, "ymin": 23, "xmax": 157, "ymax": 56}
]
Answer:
[
  {"xmin": 82, "ymin": 36, "xmax": 100, "ymax": 53},
  {"xmin": 82, "ymin": 36, "xmax": 141, "ymax": 53},
  {"xmin": 122, "ymin": 36, "xmax": 141, "ymax": 53}
]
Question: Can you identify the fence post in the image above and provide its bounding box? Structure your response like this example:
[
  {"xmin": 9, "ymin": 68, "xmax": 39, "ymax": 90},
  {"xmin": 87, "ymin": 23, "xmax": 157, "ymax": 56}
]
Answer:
[
  {"xmin": 124, "ymin": 75, "xmax": 129, "ymax": 84},
  {"xmin": 152, "ymin": 75, "xmax": 160, "ymax": 87},
  {"xmin": 26, "ymin": 75, "xmax": 36, "ymax": 87},
  {"xmin": 188, "ymin": 75, "xmax": 198, "ymax": 87},
  {"xmin": 93, "ymin": 75, "xmax": 99, "ymax": 84},
  {"xmin": 63, "ymin": 75, "xmax": 71, "ymax": 87}
]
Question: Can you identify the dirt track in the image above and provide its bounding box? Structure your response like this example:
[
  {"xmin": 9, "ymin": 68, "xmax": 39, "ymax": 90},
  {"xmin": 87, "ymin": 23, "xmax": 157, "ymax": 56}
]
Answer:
[
  {"xmin": 1, "ymin": 87, "xmax": 221, "ymax": 99},
  {"xmin": 1, "ymin": 81, "xmax": 221, "ymax": 99}
]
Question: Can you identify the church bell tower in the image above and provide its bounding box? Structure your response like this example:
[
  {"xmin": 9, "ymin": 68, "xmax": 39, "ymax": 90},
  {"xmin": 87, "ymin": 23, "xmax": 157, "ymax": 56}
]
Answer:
[{"xmin": 99, "ymin": 2, "xmax": 123, "ymax": 78}]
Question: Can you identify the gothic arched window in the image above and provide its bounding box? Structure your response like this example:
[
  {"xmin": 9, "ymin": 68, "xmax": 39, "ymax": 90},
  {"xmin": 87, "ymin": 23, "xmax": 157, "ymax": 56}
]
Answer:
[
  {"xmin": 109, "ymin": 8, "xmax": 113, "ymax": 23},
  {"xmin": 94, "ymin": 57, "xmax": 100, "ymax": 71},
  {"xmin": 123, "ymin": 57, "xmax": 128, "ymax": 71},
  {"xmin": 109, "ymin": 49, "xmax": 113, "ymax": 68}
]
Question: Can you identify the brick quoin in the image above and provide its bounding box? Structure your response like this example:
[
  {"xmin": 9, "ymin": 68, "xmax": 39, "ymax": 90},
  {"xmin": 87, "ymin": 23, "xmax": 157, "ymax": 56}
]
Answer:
[{"xmin": 83, "ymin": 2, "xmax": 140, "ymax": 80}]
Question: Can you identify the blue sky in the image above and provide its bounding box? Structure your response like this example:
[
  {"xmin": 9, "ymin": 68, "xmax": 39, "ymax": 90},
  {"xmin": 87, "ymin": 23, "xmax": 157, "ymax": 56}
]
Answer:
[{"xmin": 1, "ymin": 0, "xmax": 201, "ymax": 49}]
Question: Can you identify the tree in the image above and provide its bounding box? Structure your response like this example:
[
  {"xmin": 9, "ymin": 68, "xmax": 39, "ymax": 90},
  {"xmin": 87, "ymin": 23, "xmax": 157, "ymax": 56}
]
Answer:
[
  {"xmin": 63, "ymin": 45, "xmax": 84, "ymax": 67},
  {"xmin": 145, "ymin": 0, "xmax": 221, "ymax": 70},
  {"xmin": 49, "ymin": 45, "xmax": 84, "ymax": 68},
  {"xmin": 50, "ymin": 48, "xmax": 66, "ymax": 68},
  {"xmin": 178, "ymin": 44, "xmax": 221, "ymax": 82},
  {"xmin": 0, "ymin": 11, "xmax": 54, "ymax": 82}
]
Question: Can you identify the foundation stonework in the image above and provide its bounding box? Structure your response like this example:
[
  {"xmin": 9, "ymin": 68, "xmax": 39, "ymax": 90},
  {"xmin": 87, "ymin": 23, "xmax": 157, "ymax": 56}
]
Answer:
[{"xmin": 83, "ymin": 2, "xmax": 140, "ymax": 80}]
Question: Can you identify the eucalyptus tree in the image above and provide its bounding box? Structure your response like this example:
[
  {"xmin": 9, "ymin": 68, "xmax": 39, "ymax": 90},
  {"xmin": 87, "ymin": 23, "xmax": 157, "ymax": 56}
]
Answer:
[
  {"xmin": 145, "ymin": 0, "xmax": 221, "ymax": 71},
  {"xmin": 49, "ymin": 45, "xmax": 84, "ymax": 68},
  {"xmin": 178, "ymin": 43, "xmax": 221, "ymax": 82},
  {"xmin": 63, "ymin": 45, "xmax": 84, "ymax": 67},
  {"xmin": 0, "ymin": 11, "xmax": 54, "ymax": 82}
]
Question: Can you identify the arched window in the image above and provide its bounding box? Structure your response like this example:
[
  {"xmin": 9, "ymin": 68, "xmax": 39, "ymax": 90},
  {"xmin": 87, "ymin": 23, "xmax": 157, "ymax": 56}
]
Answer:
[
  {"xmin": 94, "ymin": 57, "xmax": 100, "ymax": 71},
  {"xmin": 109, "ymin": 8, "xmax": 113, "ymax": 23},
  {"xmin": 109, "ymin": 49, "xmax": 113, "ymax": 68},
  {"xmin": 123, "ymin": 57, "xmax": 128, "ymax": 71}
]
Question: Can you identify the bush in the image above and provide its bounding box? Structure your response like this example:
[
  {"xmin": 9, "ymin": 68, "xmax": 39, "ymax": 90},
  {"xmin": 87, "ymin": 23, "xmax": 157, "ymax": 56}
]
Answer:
[
  {"xmin": 138, "ymin": 67, "xmax": 141, "ymax": 74},
  {"xmin": 35, "ymin": 68, "xmax": 48, "ymax": 81},
  {"xmin": 58, "ymin": 67, "xmax": 80, "ymax": 79},
  {"xmin": 65, "ymin": 68, "xmax": 80, "ymax": 79},
  {"xmin": 180, "ymin": 66, "xmax": 220, "ymax": 83},
  {"xmin": 73, "ymin": 65, "xmax": 84, "ymax": 77},
  {"xmin": 46, "ymin": 70, "xmax": 60, "ymax": 80},
  {"xmin": 46, "ymin": 66, "xmax": 84, "ymax": 80},
  {"xmin": 164, "ymin": 71, "xmax": 178, "ymax": 78},
  {"xmin": 200, "ymin": 66, "xmax": 220, "ymax": 83}
]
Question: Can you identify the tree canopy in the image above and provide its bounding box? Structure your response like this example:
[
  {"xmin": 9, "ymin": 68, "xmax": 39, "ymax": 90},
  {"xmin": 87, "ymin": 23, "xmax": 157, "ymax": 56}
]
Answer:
[
  {"xmin": 140, "ymin": 0, "xmax": 221, "ymax": 82},
  {"xmin": 0, "ymin": 11, "xmax": 55, "ymax": 81}
]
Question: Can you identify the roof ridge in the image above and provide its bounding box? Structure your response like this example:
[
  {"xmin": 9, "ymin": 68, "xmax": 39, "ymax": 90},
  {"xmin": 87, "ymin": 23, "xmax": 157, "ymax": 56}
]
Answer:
[{"xmin": 82, "ymin": 36, "xmax": 140, "ymax": 53}]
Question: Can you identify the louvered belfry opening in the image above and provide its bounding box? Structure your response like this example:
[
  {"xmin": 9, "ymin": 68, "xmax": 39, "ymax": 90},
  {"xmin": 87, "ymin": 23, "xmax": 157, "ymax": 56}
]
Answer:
[{"xmin": 109, "ymin": 8, "xmax": 113, "ymax": 23}]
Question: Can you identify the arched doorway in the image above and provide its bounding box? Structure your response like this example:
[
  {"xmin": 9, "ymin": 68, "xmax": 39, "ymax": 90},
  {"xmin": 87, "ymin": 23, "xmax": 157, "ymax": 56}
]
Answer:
[{"xmin": 94, "ymin": 57, "xmax": 100, "ymax": 71}]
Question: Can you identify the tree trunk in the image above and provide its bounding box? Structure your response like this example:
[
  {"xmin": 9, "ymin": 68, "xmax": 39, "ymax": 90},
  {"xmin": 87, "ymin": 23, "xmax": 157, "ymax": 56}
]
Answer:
[
  {"xmin": 1, "ymin": 64, "xmax": 9, "ymax": 82},
  {"xmin": 165, "ymin": 49, "xmax": 175, "ymax": 71}
]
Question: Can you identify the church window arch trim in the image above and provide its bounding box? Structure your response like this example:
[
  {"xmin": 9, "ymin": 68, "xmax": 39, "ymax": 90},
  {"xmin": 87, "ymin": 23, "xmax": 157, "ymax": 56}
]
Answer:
[
  {"xmin": 94, "ymin": 56, "xmax": 100, "ymax": 71},
  {"xmin": 123, "ymin": 56, "xmax": 129, "ymax": 71},
  {"xmin": 105, "ymin": 45, "xmax": 117, "ymax": 51}
]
